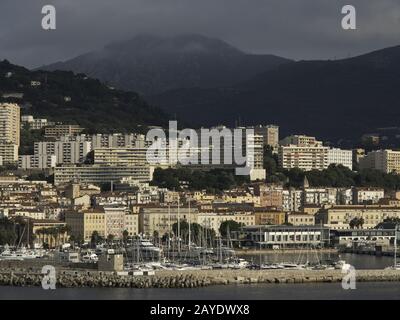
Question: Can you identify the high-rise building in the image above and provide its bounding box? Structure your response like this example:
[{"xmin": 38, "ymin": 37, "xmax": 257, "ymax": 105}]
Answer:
[
  {"xmin": 0, "ymin": 103, "xmax": 20, "ymax": 146},
  {"xmin": 327, "ymin": 148, "xmax": 353, "ymax": 170},
  {"xmin": 359, "ymin": 149, "xmax": 400, "ymax": 174},
  {"xmin": 0, "ymin": 103, "xmax": 20, "ymax": 164},
  {"xmin": 253, "ymin": 125, "xmax": 279, "ymax": 148}
]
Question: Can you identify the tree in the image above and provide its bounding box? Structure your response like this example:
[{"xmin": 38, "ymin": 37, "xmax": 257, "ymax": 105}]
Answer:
[
  {"xmin": 219, "ymin": 220, "xmax": 244, "ymax": 238},
  {"xmin": 122, "ymin": 230, "xmax": 129, "ymax": 243},
  {"xmin": 90, "ymin": 231, "xmax": 101, "ymax": 246},
  {"xmin": 107, "ymin": 234, "xmax": 115, "ymax": 243}
]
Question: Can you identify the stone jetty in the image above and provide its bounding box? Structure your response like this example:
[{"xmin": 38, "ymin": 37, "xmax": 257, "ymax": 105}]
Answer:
[{"xmin": 0, "ymin": 268, "xmax": 400, "ymax": 289}]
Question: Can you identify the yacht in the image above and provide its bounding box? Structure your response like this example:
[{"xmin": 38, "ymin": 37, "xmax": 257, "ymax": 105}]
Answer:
[{"xmin": 127, "ymin": 238, "xmax": 163, "ymax": 261}]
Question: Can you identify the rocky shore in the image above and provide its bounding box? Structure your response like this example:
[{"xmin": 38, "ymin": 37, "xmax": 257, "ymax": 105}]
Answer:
[{"xmin": 0, "ymin": 268, "xmax": 399, "ymax": 289}]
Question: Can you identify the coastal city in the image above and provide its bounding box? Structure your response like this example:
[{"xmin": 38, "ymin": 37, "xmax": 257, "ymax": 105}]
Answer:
[
  {"xmin": 2, "ymin": 1, "xmax": 400, "ymax": 306},
  {"xmin": 0, "ymin": 99, "xmax": 400, "ymax": 288}
]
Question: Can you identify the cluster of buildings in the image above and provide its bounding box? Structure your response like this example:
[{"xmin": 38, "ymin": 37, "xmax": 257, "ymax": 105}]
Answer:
[{"xmin": 3, "ymin": 101, "xmax": 400, "ymax": 250}]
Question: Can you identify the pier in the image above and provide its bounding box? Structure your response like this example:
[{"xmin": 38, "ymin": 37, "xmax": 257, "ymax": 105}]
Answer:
[{"xmin": 0, "ymin": 268, "xmax": 399, "ymax": 289}]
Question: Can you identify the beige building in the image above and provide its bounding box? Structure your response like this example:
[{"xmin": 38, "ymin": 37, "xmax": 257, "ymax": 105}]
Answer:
[
  {"xmin": 124, "ymin": 213, "xmax": 139, "ymax": 237},
  {"xmin": 254, "ymin": 209, "xmax": 286, "ymax": 225},
  {"xmin": 359, "ymin": 149, "xmax": 400, "ymax": 174},
  {"xmin": 287, "ymin": 212, "xmax": 315, "ymax": 226},
  {"xmin": 0, "ymin": 103, "xmax": 20, "ymax": 146},
  {"xmin": 197, "ymin": 212, "xmax": 255, "ymax": 235},
  {"xmin": 316, "ymin": 205, "xmax": 400, "ymax": 230},
  {"xmin": 140, "ymin": 206, "xmax": 198, "ymax": 236},
  {"xmin": 253, "ymin": 125, "xmax": 279, "ymax": 148},
  {"xmin": 65, "ymin": 208, "xmax": 106, "ymax": 242},
  {"xmin": 0, "ymin": 103, "xmax": 20, "ymax": 164},
  {"xmin": 44, "ymin": 124, "xmax": 84, "ymax": 138},
  {"xmin": 254, "ymin": 185, "xmax": 283, "ymax": 209},
  {"xmin": 352, "ymin": 188, "xmax": 384, "ymax": 204}
]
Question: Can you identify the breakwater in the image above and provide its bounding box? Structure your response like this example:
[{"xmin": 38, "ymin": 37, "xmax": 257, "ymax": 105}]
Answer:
[{"xmin": 0, "ymin": 268, "xmax": 399, "ymax": 289}]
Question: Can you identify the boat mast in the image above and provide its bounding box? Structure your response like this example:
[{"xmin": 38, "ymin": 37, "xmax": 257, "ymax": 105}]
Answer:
[
  {"xmin": 188, "ymin": 198, "xmax": 191, "ymax": 251},
  {"xmin": 395, "ymin": 224, "xmax": 398, "ymax": 268},
  {"xmin": 177, "ymin": 196, "xmax": 180, "ymax": 253}
]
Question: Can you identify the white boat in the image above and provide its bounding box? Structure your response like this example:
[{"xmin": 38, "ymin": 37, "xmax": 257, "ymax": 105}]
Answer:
[
  {"xmin": 81, "ymin": 253, "xmax": 98, "ymax": 262},
  {"xmin": 127, "ymin": 239, "xmax": 163, "ymax": 261}
]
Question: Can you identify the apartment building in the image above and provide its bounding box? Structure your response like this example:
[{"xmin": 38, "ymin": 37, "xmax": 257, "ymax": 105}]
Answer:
[
  {"xmin": 65, "ymin": 209, "xmax": 106, "ymax": 242},
  {"xmin": 254, "ymin": 208, "xmax": 286, "ymax": 225},
  {"xmin": 197, "ymin": 212, "xmax": 255, "ymax": 235},
  {"xmin": 93, "ymin": 147, "xmax": 148, "ymax": 166},
  {"xmin": 103, "ymin": 205, "xmax": 127, "ymax": 239},
  {"xmin": 287, "ymin": 212, "xmax": 315, "ymax": 226},
  {"xmin": 0, "ymin": 103, "xmax": 20, "ymax": 164},
  {"xmin": 44, "ymin": 124, "xmax": 84, "ymax": 139},
  {"xmin": 34, "ymin": 141, "xmax": 91, "ymax": 164},
  {"xmin": 0, "ymin": 103, "xmax": 20, "ymax": 146},
  {"xmin": 282, "ymin": 189, "xmax": 303, "ymax": 212},
  {"xmin": 54, "ymin": 164, "xmax": 153, "ymax": 186},
  {"xmin": 352, "ymin": 188, "xmax": 385, "ymax": 204},
  {"xmin": 124, "ymin": 213, "xmax": 139, "ymax": 237},
  {"xmin": 253, "ymin": 184, "xmax": 283, "ymax": 209},
  {"xmin": 327, "ymin": 148, "xmax": 353, "ymax": 170},
  {"xmin": 316, "ymin": 205, "xmax": 400, "ymax": 230},
  {"xmin": 278, "ymin": 143, "xmax": 328, "ymax": 171},
  {"xmin": 18, "ymin": 155, "xmax": 57, "ymax": 169},
  {"xmin": 279, "ymin": 135, "xmax": 352, "ymax": 171},
  {"xmin": 21, "ymin": 115, "xmax": 53, "ymax": 130},
  {"xmin": 253, "ymin": 124, "xmax": 279, "ymax": 149},
  {"xmin": 0, "ymin": 142, "xmax": 18, "ymax": 164},
  {"xmin": 139, "ymin": 206, "xmax": 198, "ymax": 236},
  {"xmin": 359, "ymin": 149, "xmax": 400, "ymax": 174}
]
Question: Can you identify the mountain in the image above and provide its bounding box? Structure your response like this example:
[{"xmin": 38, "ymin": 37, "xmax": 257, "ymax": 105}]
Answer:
[
  {"xmin": 39, "ymin": 34, "xmax": 292, "ymax": 95},
  {"xmin": 149, "ymin": 45, "xmax": 400, "ymax": 143},
  {"xmin": 0, "ymin": 59, "xmax": 168, "ymax": 133}
]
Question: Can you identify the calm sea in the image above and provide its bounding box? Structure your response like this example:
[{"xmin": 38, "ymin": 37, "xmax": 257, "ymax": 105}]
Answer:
[{"xmin": 0, "ymin": 254, "xmax": 398, "ymax": 300}]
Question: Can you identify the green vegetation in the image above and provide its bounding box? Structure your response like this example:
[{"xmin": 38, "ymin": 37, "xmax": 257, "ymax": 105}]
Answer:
[
  {"xmin": 0, "ymin": 59, "xmax": 169, "ymax": 133},
  {"xmin": 171, "ymin": 220, "xmax": 216, "ymax": 243},
  {"xmin": 264, "ymin": 146, "xmax": 400, "ymax": 189},
  {"xmin": 151, "ymin": 167, "xmax": 249, "ymax": 192},
  {"xmin": 349, "ymin": 217, "xmax": 365, "ymax": 229},
  {"xmin": 219, "ymin": 220, "xmax": 244, "ymax": 238}
]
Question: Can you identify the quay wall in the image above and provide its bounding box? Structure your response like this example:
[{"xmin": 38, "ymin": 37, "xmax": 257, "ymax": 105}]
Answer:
[{"xmin": 0, "ymin": 268, "xmax": 399, "ymax": 289}]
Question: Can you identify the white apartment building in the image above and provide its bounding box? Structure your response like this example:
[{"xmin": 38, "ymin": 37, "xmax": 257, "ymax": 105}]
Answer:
[
  {"xmin": 359, "ymin": 149, "xmax": 400, "ymax": 174},
  {"xmin": 282, "ymin": 189, "xmax": 303, "ymax": 212},
  {"xmin": 352, "ymin": 188, "xmax": 384, "ymax": 205},
  {"xmin": 328, "ymin": 148, "xmax": 353, "ymax": 170},
  {"xmin": 18, "ymin": 155, "xmax": 57, "ymax": 169},
  {"xmin": 21, "ymin": 115, "xmax": 52, "ymax": 130},
  {"xmin": 34, "ymin": 141, "xmax": 92, "ymax": 164},
  {"xmin": 279, "ymin": 135, "xmax": 352, "ymax": 171},
  {"xmin": 93, "ymin": 147, "xmax": 148, "ymax": 166},
  {"xmin": 278, "ymin": 144, "xmax": 329, "ymax": 171},
  {"xmin": 0, "ymin": 142, "xmax": 18, "ymax": 164},
  {"xmin": 54, "ymin": 164, "xmax": 153, "ymax": 186}
]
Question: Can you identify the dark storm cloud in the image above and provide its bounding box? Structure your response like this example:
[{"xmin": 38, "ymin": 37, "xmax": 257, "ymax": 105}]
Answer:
[{"xmin": 1, "ymin": 0, "xmax": 400, "ymax": 68}]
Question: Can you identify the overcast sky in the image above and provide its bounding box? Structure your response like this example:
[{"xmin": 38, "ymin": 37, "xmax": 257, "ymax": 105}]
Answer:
[{"xmin": 1, "ymin": 0, "xmax": 400, "ymax": 68}]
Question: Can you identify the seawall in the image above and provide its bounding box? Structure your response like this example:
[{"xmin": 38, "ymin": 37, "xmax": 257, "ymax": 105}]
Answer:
[{"xmin": 0, "ymin": 268, "xmax": 399, "ymax": 289}]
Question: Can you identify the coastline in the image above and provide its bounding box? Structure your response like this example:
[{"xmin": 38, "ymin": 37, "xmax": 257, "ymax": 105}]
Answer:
[{"xmin": 0, "ymin": 268, "xmax": 399, "ymax": 289}]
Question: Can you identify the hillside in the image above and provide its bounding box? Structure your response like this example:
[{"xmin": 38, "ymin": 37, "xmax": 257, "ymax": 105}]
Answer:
[
  {"xmin": 39, "ymin": 34, "xmax": 292, "ymax": 95},
  {"xmin": 149, "ymin": 45, "xmax": 400, "ymax": 143},
  {"xmin": 0, "ymin": 59, "xmax": 168, "ymax": 133}
]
